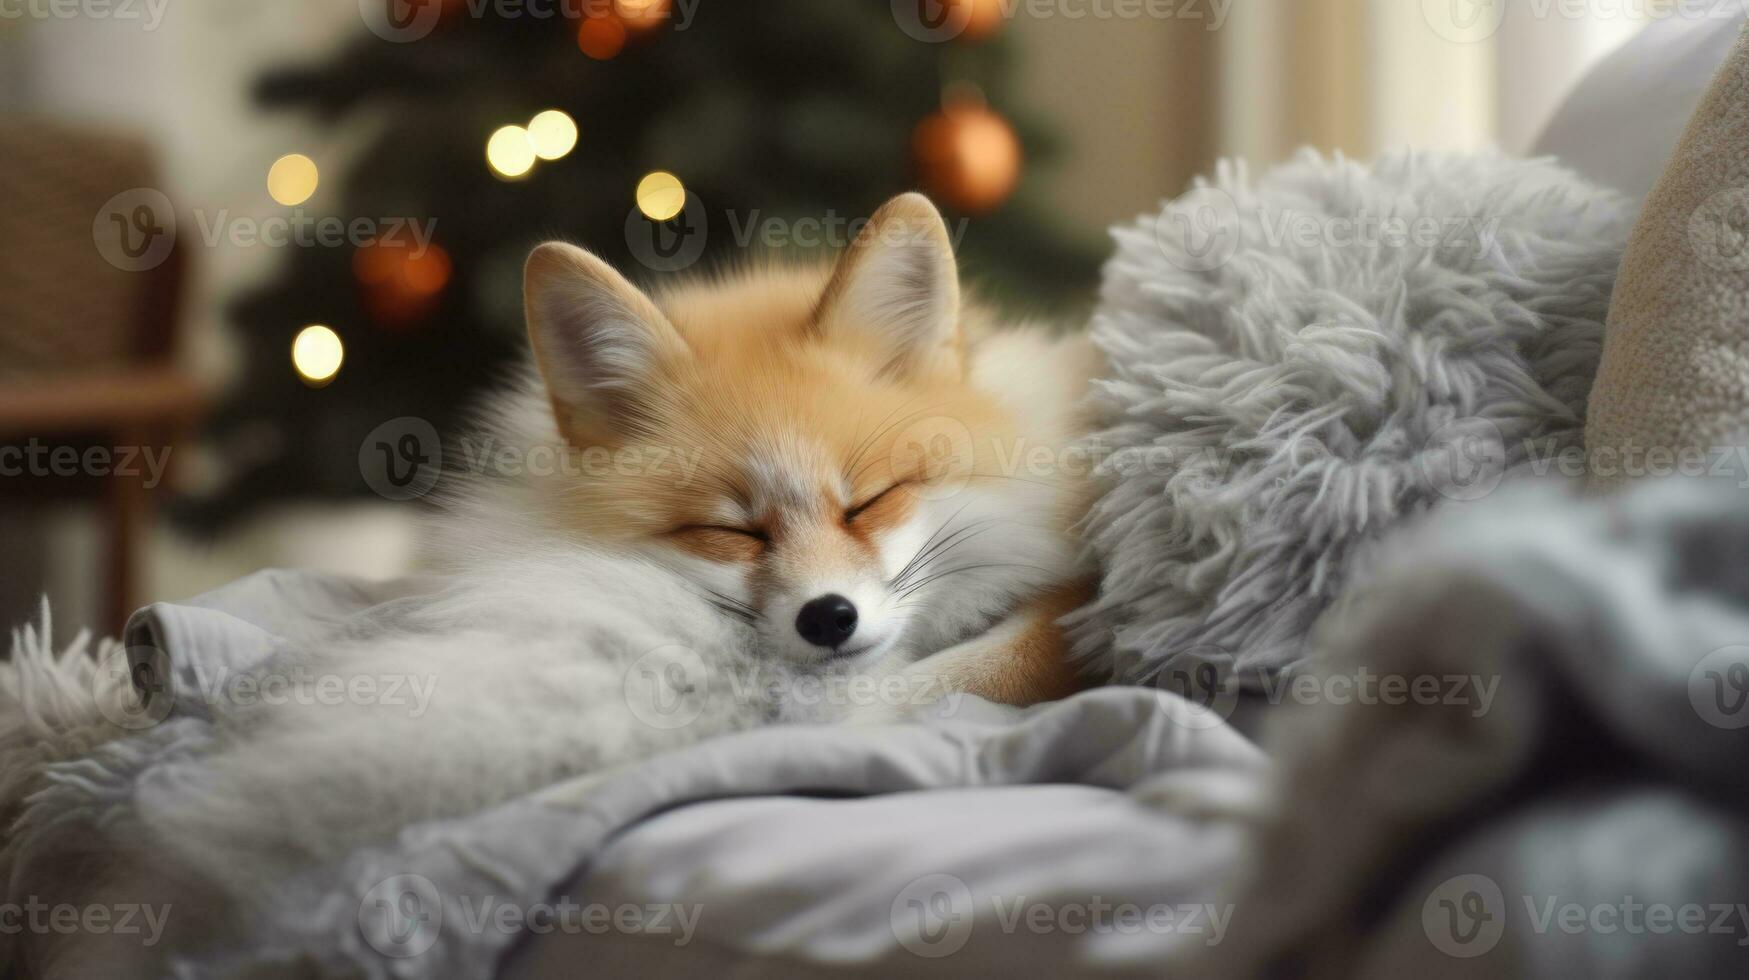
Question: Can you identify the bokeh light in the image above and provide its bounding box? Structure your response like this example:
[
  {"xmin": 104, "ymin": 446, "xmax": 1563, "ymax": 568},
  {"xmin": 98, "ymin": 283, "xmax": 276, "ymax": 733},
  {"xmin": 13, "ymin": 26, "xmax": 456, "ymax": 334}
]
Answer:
[
  {"xmin": 267, "ymin": 153, "xmax": 319, "ymax": 206},
  {"xmin": 636, "ymin": 170, "xmax": 686, "ymax": 221},
  {"xmin": 616, "ymin": 0, "xmax": 673, "ymax": 33},
  {"xmin": 291, "ymin": 325, "xmax": 344, "ymax": 386},
  {"xmin": 527, "ymin": 110, "xmax": 578, "ymax": 161},
  {"xmin": 577, "ymin": 16, "xmax": 627, "ymax": 60},
  {"xmin": 486, "ymin": 125, "xmax": 537, "ymax": 179}
]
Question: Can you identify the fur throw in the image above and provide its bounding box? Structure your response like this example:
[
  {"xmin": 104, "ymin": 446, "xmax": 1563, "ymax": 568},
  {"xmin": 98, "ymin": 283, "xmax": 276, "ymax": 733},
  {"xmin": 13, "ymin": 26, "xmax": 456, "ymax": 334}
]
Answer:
[{"xmin": 1069, "ymin": 150, "xmax": 1634, "ymax": 687}]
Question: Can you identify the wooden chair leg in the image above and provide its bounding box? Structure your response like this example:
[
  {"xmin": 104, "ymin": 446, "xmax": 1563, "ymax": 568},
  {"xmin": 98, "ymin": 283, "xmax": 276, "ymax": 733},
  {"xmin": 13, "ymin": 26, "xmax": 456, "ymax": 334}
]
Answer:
[{"xmin": 104, "ymin": 434, "xmax": 149, "ymax": 638}]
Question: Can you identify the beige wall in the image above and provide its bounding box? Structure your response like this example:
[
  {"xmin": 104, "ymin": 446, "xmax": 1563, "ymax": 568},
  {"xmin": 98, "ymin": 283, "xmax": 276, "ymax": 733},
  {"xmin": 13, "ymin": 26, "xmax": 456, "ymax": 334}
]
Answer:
[
  {"xmin": 1215, "ymin": 0, "xmax": 1643, "ymax": 167},
  {"xmin": 1011, "ymin": 10, "xmax": 1220, "ymax": 237}
]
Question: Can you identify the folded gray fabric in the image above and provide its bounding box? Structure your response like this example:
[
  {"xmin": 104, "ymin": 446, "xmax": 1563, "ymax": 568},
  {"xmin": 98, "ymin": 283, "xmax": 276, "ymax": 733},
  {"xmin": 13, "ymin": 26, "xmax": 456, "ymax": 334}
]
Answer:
[
  {"xmin": 8, "ymin": 575, "xmax": 1259, "ymax": 978},
  {"xmin": 1188, "ymin": 473, "xmax": 1749, "ymax": 979}
]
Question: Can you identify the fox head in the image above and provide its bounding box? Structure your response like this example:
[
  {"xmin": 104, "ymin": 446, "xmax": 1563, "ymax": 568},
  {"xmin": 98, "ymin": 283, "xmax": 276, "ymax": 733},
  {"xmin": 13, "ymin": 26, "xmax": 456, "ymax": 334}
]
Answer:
[{"xmin": 521, "ymin": 193, "xmax": 1057, "ymax": 667}]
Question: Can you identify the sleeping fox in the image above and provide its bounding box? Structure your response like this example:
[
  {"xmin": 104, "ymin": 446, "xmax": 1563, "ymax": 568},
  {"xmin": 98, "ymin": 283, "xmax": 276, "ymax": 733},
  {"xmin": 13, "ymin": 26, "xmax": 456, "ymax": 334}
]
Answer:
[{"xmin": 512, "ymin": 192, "xmax": 1103, "ymax": 712}]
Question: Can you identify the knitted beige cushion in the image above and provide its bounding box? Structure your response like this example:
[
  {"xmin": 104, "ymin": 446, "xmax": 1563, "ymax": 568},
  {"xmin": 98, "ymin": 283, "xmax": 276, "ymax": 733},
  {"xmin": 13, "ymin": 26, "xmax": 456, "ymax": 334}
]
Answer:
[
  {"xmin": 1586, "ymin": 23, "xmax": 1749, "ymax": 492},
  {"xmin": 0, "ymin": 118, "xmax": 162, "ymax": 376}
]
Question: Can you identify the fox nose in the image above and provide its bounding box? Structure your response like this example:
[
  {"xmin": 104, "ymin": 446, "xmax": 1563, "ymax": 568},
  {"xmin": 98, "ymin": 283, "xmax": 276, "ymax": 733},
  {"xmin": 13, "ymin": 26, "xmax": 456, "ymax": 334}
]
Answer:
[{"xmin": 795, "ymin": 594, "xmax": 858, "ymax": 648}]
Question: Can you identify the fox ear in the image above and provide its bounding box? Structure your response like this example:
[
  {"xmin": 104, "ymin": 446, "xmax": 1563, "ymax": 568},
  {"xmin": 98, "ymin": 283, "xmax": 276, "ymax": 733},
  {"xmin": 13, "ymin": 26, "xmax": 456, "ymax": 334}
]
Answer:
[
  {"xmin": 523, "ymin": 242, "xmax": 686, "ymax": 441},
  {"xmin": 814, "ymin": 193, "xmax": 962, "ymax": 378}
]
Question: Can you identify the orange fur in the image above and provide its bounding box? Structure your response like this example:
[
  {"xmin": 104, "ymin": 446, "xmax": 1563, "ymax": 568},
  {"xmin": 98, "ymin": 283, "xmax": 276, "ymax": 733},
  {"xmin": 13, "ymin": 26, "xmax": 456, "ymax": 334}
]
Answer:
[{"xmin": 519, "ymin": 194, "xmax": 1104, "ymax": 706}]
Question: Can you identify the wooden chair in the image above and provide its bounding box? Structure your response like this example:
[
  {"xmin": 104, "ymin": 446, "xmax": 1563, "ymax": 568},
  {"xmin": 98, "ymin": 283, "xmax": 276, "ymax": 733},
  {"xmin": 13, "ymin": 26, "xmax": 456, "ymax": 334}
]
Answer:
[{"xmin": 0, "ymin": 117, "xmax": 203, "ymax": 635}]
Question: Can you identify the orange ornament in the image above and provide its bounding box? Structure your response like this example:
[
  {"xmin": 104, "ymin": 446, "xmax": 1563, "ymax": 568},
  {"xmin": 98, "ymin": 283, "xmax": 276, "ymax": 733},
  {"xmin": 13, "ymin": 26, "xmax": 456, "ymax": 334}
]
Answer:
[
  {"xmin": 614, "ymin": 0, "xmax": 672, "ymax": 34},
  {"xmin": 353, "ymin": 239, "xmax": 452, "ymax": 328},
  {"xmin": 951, "ymin": 0, "xmax": 1004, "ymax": 40},
  {"xmin": 912, "ymin": 101, "xmax": 1023, "ymax": 214},
  {"xmin": 577, "ymin": 15, "xmax": 627, "ymax": 60}
]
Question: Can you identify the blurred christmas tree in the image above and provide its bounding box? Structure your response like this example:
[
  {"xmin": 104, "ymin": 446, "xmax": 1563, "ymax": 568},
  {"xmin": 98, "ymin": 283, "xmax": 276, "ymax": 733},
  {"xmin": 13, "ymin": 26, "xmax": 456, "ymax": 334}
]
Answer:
[{"xmin": 183, "ymin": 0, "xmax": 1103, "ymax": 529}]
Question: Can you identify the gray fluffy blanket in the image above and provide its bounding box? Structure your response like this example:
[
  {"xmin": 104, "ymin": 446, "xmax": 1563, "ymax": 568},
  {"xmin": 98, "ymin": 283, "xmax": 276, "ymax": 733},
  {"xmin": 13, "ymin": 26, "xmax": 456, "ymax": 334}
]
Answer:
[
  {"xmin": 7, "ymin": 472, "xmax": 1749, "ymax": 978},
  {"xmin": 1189, "ymin": 472, "xmax": 1749, "ymax": 979},
  {"xmin": 1071, "ymin": 150, "xmax": 1633, "ymax": 687}
]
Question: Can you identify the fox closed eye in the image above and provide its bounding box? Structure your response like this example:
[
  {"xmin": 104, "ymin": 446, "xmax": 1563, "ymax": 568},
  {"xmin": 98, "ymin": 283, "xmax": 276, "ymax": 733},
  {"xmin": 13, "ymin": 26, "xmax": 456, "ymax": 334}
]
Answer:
[
  {"xmin": 672, "ymin": 524, "xmax": 770, "ymax": 542},
  {"xmin": 845, "ymin": 482, "xmax": 910, "ymax": 523},
  {"xmin": 666, "ymin": 524, "xmax": 772, "ymax": 563}
]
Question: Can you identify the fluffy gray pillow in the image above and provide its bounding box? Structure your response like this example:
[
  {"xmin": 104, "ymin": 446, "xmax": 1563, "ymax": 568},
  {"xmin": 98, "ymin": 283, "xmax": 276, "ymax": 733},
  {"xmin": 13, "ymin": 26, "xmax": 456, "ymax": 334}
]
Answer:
[{"xmin": 1069, "ymin": 150, "xmax": 1633, "ymax": 689}]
